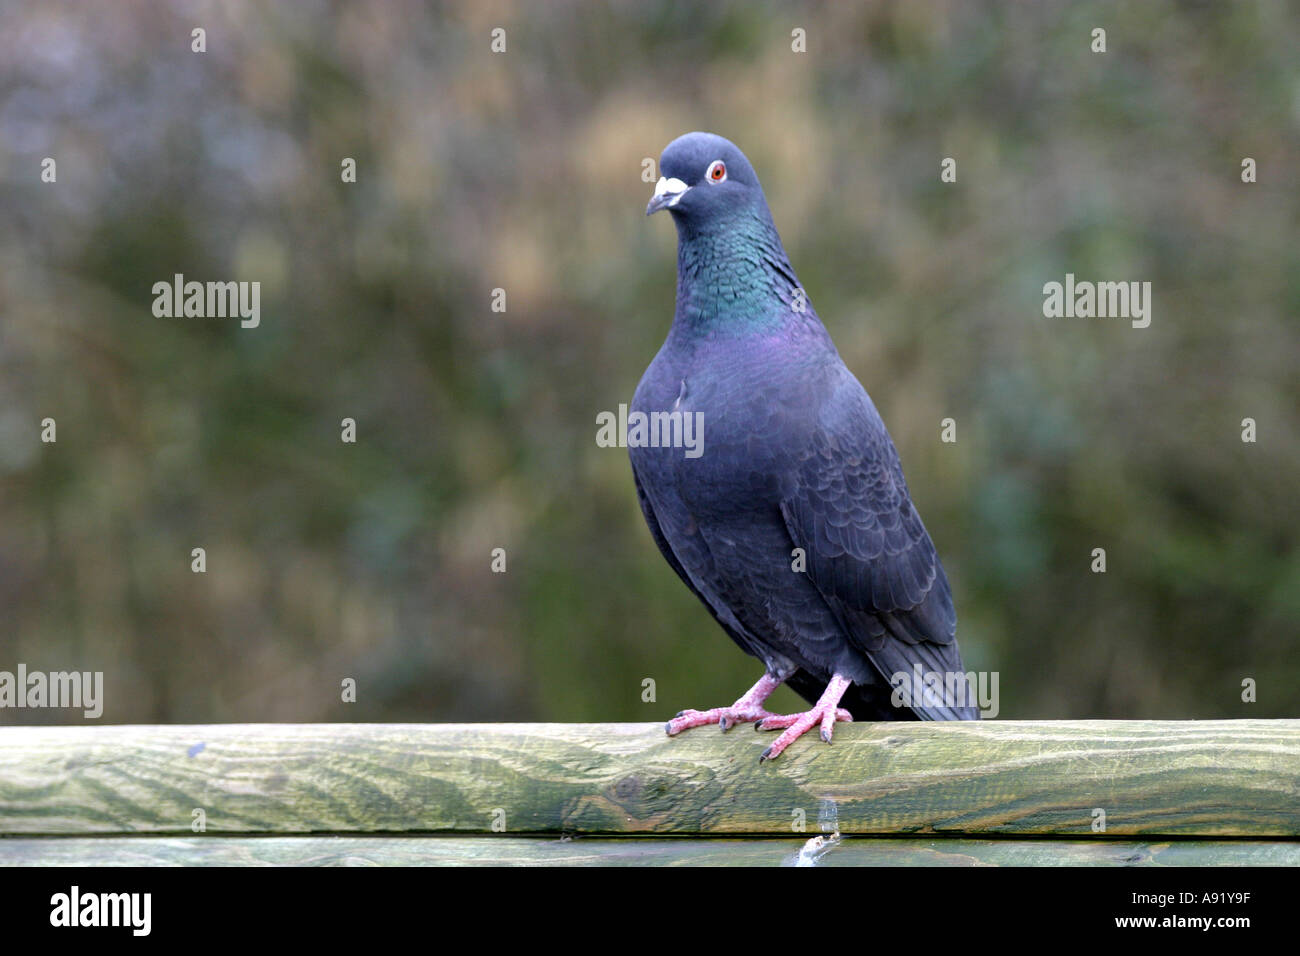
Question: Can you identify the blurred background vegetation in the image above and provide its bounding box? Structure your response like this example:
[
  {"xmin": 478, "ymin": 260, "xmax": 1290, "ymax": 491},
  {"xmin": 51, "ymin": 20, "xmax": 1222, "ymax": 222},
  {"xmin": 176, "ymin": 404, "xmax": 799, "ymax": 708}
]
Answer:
[{"xmin": 1, "ymin": 0, "xmax": 1297, "ymax": 725}]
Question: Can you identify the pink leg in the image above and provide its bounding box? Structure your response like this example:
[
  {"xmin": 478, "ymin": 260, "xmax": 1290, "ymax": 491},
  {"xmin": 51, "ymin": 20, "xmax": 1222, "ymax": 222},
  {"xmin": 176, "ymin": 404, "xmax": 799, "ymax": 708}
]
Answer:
[
  {"xmin": 756, "ymin": 673, "xmax": 854, "ymax": 761},
  {"xmin": 665, "ymin": 672, "xmax": 784, "ymax": 735}
]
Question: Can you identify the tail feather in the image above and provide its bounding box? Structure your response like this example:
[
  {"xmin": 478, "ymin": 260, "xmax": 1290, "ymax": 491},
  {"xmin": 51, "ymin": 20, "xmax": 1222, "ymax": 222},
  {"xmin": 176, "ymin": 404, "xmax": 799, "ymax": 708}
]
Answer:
[{"xmin": 786, "ymin": 666, "xmax": 981, "ymax": 721}]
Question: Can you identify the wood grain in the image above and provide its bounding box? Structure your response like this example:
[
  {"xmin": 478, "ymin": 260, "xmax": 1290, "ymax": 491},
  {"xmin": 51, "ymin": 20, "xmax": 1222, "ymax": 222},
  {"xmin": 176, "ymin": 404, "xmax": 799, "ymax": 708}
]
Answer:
[{"xmin": 1, "ymin": 720, "xmax": 1297, "ymax": 837}]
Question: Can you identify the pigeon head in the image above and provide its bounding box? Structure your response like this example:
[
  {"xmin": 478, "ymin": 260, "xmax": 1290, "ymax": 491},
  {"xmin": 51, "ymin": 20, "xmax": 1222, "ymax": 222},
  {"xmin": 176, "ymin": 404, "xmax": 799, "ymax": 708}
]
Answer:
[
  {"xmin": 645, "ymin": 132, "xmax": 764, "ymax": 225},
  {"xmin": 644, "ymin": 131, "xmax": 802, "ymax": 327}
]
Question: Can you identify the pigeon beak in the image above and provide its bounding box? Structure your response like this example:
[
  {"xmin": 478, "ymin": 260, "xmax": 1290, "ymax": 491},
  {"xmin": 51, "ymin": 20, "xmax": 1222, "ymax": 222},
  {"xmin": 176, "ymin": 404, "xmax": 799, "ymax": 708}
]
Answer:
[{"xmin": 646, "ymin": 176, "xmax": 690, "ymax": 215}]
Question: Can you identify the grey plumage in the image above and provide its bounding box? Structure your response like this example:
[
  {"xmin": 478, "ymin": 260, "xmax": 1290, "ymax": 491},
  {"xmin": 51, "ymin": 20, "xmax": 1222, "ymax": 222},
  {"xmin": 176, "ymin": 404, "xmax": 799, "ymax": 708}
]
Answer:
[{"xmin": 633, "ymin": 132, "xmax": 978, "ymax": 748}]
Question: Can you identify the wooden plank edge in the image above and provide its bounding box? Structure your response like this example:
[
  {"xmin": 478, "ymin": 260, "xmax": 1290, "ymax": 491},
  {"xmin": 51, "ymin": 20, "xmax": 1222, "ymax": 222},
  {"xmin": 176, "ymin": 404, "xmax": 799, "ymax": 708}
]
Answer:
[{"xmin": 2, "ymin": 834, "xmax": 1298, "ymax": 867}]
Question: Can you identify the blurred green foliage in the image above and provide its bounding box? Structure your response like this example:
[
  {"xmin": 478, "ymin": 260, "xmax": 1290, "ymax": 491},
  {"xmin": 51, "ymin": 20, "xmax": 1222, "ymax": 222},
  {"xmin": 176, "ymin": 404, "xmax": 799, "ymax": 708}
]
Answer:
[{"xmin": 0, "ymin": 1, "xmax": 1296, "ymax": 724}]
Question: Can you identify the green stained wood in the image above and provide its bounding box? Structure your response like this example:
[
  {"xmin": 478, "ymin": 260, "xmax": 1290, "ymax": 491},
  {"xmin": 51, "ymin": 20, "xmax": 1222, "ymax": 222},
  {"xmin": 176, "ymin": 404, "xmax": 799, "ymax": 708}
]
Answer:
[
  {"xmin": 1, "ymin": 836, "xmax": 1297, "ymax": 867},
  {"xmin": 0, "ymin": 720, "xmax": 1297, "ymax": 837}
]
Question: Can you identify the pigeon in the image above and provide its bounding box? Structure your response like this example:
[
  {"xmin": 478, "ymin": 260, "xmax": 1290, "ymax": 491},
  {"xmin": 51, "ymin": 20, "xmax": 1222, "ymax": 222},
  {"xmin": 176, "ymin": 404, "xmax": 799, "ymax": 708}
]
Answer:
[{"xmin": 633, "ymin": 132, "xmax": 979, "ymax": 761}]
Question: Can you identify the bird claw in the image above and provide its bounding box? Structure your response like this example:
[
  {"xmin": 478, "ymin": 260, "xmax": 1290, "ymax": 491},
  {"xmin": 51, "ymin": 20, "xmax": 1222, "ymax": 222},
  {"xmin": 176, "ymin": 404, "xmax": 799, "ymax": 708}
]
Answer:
[
  {"xmin": 754, "ymin": 708, "xmax": 852, "ymax": 731},
  {"xmin": 755, "ymin": 705, "xmax": 853, "ymax": 760},
  {"xmin": 665, "ymin": 703, "xmax": 779, "ymax": 737}
]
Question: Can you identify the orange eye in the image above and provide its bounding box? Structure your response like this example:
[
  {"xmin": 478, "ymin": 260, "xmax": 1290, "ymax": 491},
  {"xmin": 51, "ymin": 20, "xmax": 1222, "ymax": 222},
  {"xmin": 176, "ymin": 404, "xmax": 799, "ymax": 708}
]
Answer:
[{"xmin": 706, "ymin": 160, "xmax": 727, "ymax": 183}]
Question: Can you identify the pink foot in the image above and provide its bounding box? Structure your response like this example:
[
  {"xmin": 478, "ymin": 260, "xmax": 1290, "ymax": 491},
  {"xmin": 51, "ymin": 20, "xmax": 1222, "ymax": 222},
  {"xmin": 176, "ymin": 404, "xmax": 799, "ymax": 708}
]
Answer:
[
  {"xmin": 756, "ymin": 674, "xmax": 854, "ymax": 761},
  {"xmin": 665, "ymin": 672, "xmax": 783, "ymax": 736},
  {"xmin": 665, "ymin": 703, "xmax": 779, "ymax": 735}
]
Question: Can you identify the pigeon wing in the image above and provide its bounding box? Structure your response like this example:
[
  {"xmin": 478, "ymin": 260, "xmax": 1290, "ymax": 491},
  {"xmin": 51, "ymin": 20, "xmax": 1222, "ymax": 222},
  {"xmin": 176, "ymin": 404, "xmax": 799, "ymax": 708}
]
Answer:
[{"xmin": 778, "ymin": 366, "xmax": 979, "ymax": 719}]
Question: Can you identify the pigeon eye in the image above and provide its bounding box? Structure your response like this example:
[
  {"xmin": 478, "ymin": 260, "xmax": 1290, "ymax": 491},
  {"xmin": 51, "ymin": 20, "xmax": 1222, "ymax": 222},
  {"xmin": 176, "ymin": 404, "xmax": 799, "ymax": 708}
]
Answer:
[{"xmin": 706, "ymin": 160, "xmax": 727, "ymax": 183}]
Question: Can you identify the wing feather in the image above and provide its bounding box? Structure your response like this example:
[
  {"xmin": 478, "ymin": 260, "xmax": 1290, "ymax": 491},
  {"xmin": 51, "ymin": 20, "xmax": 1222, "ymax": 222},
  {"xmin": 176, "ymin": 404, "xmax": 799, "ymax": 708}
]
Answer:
[{"xmin": 779, "ymin": 367, "xmax": 978, "ymax": 719}]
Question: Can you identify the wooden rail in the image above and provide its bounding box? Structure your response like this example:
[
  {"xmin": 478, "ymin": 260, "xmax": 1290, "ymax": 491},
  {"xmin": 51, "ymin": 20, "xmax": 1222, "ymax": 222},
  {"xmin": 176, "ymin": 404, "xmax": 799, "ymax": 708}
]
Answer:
[{"xmin": 1, "ymin": 720, "xmax": 1297, "ymax": 865}]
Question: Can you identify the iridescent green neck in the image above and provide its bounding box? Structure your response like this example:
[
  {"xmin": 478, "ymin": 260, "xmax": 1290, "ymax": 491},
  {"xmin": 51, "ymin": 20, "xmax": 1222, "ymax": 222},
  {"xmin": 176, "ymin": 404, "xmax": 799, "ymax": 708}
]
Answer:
[{"xmin": 672, "ymin": 206, "xmax": 801, "ymax": 335}]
